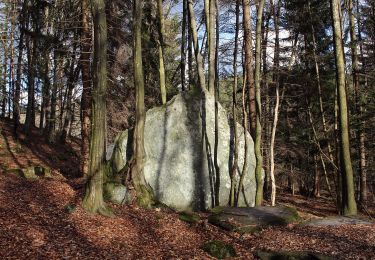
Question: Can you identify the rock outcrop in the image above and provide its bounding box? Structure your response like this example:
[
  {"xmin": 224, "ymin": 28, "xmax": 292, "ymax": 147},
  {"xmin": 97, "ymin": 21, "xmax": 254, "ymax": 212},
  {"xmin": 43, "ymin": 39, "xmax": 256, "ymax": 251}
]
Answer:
[
  {"xmin": 208, "ymin": 206, "xmax": 301, "ymax": 233},
  {"xmin": 108, "ymin": 91, "xmax": 256, "ymax": 210}
]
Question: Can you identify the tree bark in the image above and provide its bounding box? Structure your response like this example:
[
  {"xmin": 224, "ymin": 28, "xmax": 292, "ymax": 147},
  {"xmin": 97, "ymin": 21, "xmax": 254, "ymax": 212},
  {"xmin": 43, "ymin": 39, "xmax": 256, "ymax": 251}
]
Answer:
[
  {"xmin": 80, "ymin": 0, "xmax": 92, "ymax": 177},
  {"xmin": 330, "ymin": 0, "xmax": 357, "ymax": 216},
  {"xmin": 82, "ymin": 0, "xmax": 111, "ymax": 216},
  {"xmin": 181, "ymin": 0, "xmax": 187, "ymax": 91},
  {"xmin": 242, "ymin": 0, "xmax": 256, "ymax": 138},
  {"xmin": 188, "ymin": 0, "xmax": 207, "ymax": 93},
  {"xmin": 349, "ymin": 0, "xmax": 366, "ymax": 205},
  {"xmin": 13, "ymin": 1, "xmax": 26, "ymax": 136},
  {"xmin": 131, "ymin": 0, "xmax": 155, "ymax": 208},
  {"xmin": 25, "ymin": 25, "xmax": 37, "ymax": 133},
  {"xmin": 230, "ymin": 0, "xmax": 240, "ymax": 207},
  {"xmin": 254, "ymin": 0, "xmax": 266, "ymax": 206},
  {"xmin": 157, "ymin": 0, "xmax": 167, "ymax": 104}
]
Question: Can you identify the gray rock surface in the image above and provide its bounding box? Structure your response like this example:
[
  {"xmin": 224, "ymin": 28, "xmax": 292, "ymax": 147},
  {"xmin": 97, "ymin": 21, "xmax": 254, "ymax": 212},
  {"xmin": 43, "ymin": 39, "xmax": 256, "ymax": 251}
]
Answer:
[
  {"xmin": 103, "ymin": 182, "xmax": 131, "ymax": 205},
  {"xmin": 108, "ymin": 91, "xmax": 256, "ymax": 210},
  {"xmin": 208, "ymin": 206, "xmax": 301, "ymax": 233},
  {"xmin": 301, "ymin": 216, "xmax": 373, "ymax": 227}
]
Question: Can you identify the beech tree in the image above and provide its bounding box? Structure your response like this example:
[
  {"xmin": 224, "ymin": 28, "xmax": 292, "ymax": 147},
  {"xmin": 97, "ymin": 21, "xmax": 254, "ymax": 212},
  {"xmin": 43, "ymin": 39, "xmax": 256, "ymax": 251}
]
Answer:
[{"xmin": 330, "ymin": 0, "xmax": 357, "ymax": 216}]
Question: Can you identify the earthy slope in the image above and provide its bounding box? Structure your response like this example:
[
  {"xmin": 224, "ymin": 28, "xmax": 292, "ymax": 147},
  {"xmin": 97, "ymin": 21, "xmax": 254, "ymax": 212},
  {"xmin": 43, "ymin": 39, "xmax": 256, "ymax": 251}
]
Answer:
[{"xmin": 0, "ymin": 119, "xmax": 375, "ymax": 259}]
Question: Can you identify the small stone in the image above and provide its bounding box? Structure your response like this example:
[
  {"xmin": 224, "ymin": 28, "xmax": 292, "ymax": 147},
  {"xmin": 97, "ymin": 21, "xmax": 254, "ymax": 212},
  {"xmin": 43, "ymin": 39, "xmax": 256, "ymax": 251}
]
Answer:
[
  {"xmin": 103, "ymin": 182, "xmax": 131, "ymax": 205},
  {"xmin": 201, "ymin": 240, "xmax": 236, "ymax": 259}
]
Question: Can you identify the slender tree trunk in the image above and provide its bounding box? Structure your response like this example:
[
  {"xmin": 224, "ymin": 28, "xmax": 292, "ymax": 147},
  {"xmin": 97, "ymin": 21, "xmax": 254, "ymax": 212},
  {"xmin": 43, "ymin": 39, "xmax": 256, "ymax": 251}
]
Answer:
[
  {"xmin": 230, "ymin": 0, "xmax": 240, "ymax": 207},
  {"xmin": 313, "ymin": 154, "xmax": 321, "ymax": 197},
  {"xmin": 330, "ymin": 0, "xmax": 357, "ymax": 216},
  {"xmin": 262, "ymin": 4, "xmax": 271, "ymax": 199},
  {"xmin": 237, "ymin": 48, "xmax": 250, "ymax": 206},
  {"xmin": 1, "ymin": 56, "xmax": 6, "ymax": 117},
  {"xmin": 307, "ymin": 105, "xmax": 333, "ymax": 197},
  {"xmin": 307, "ymin": 0, "xmax": 337, "ymax": 201},
  {"xmin": 254, "ymin": 0, "xmax": 266, "ymax": 206},
  {"xmin": 80, "ymin": 0, "xmax": 92, "ymax": 177},
  {"xmin": 213, "ymin": 0, "xmax": 220, "ymax": 206},
  {"xmin": 13, "ymin": 2, "xmax": 26, "ymax": 136},
  {"xmin": 349, "ymin": 0, "xmax": 367, "ymax": 205},
  {"xmin": 25, "ymin": 30, "xmax": 36, "ymax": 133},
  {"xmin": 131, "ymin": 0, "xmax": 155, "ymax": 208},
  {"xmin": 82, "ymin": 0, "xmax": 111, "ymax": 216},
  {"xmin": 40, "ymin": 51, "xmax": 51, "ymax": 133},
  {"xmin": 68, "ymin": 102, "xmax": 76, "ymax": 138},
  {"xmin": 157, "ymin": 0, "xmax": 167, "ymax": 104},
  {"xmin": 269, "ymin": 0, "xmax": 280, "ymax": 206},
  {"xmin": 208, "ymin": 0, "xmax": 216, "ymax": 94},
  {"xmin": 61, "ymin": 64, "xmax": 79, "ymax": 144},
  {"xmin": 47, "ymin": 52, "xmax": 62, "ymax": 142},
  {"xmin": 188, "ymin": 0, "xmax": 207, "ymax": 93},
  {"xmin": 2, "ymin": 7, "xmax": 9, "ymax": 118},
  {"xmin": 242, "ymin": 0, "xmax": 256, "ymax": 138},
  {"xmin": 181, "ymin": 0, "xmax": 187, "ymax": 91},
  {"xmin": 8, "ymin": 4, "xmax": 15, "ymax": 120},
  {"xmin": 188, "ymin": 10, "xmax": 193, "ymax": 89}
]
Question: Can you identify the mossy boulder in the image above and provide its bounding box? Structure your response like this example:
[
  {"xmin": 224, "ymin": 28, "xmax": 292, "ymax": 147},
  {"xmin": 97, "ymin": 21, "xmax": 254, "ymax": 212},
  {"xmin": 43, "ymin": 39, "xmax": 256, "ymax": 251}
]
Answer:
[
  {"xmin": 255, "ymin": 250, "xmax": 333, "ymax": 260},
  {"xmin": 108, "ymin": 91, "xmax": 257, "ymax": 211},
  {"xmin": 6, "ymin": 166, "xmax": 52, "ymax": 179},
  {"xmin": 179, "ymin": 211, "xmax": 200, "ymax": 224},
  {"xmin": 209, "ymin": 206, "xmax": 300, "ymax": 234},
  {"xmin": 103, "ymin": 182, "xmax": 131, "ymax": 205},
  {"xmin": 201, "ymin": 240, "xmax": 236, "ymax": 259}
]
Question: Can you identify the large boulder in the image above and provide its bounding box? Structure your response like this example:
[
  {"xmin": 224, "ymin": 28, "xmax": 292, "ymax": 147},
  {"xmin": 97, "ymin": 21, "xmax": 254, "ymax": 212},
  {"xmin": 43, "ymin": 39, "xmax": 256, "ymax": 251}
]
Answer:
[
  {"xmin": 108, "ymin": 91, "xmax": 256, "ymax": 210},
  {"xmin": 208, "ymin": 206, "xmax": 301, "ymax": 233}
]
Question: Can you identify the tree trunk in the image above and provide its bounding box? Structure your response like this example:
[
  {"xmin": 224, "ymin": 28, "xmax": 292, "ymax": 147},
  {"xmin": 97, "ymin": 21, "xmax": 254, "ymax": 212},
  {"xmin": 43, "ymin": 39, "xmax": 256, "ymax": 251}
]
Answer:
[
  {"xmin": 208, "ymin": 0, "xmax": 216, "ymax": 94},
  {"xmin": 131, "ymin": 0, "xmax": 155, "ymax": 208},
  {"xmin": 269, "ymin": 0, "xmax": 280, "ymax": 207},
  {"xmin": 61, "ymin": 64, "xmax": 79, "ymax": 144},
  {"xmin": 230, "ymin": 0, "xmax": 240, "ymax": 207},
  {"xmin": 13, "ymin": 1, "xmax": 26, "ymax": 136},
  {"xmin": 187, "ymin": 4, "xmax": 193, "ymax": 89},
  {"xmin": 349, "ymin": 0, "xmax": 366, "ymax": 206},
  {"xmin": 47, "ymin": 51, "xmax": 62, "ymax": 143},
  {"xmin": 254, "ymin": 0, "xmax": 266, "ymax": 206},
  {"xmin": 188, "ymin": 0, "xmax": 207, "ymax": 93},
  {"xmin": 242, "ymin": 0, "xmax": 256, "ymax": 138},
  {"xmin": 313, "ymin": 154, "xmax": 321, "ymax": 197},
  {"xmin": 82, "ymin": 0, "xmax": 111, "ymax": 216},
  {"xmin": 181, "ymin": 0, "xmax": 187, "ymax": 91},
  {"xmin": 25, "ymin": 30, "xmax": 37, "ymax": 133},
  {"xmin": 213, "ymin": 0, "xmax": 220, "ymax": 206},
  {"xmin": 80, "ymin": 0, "xmax": 92, "ymax": 177},
  {"xmin": 330, "ymin": 0, "xmax": 357, "ymax": 216},
  {"xmin": 157, "ymin": 0, "xmax": 167, "ymax": 104},
  {"xmin": 40, "ymin": 50, "xmax": 51, "ymax": 133}
]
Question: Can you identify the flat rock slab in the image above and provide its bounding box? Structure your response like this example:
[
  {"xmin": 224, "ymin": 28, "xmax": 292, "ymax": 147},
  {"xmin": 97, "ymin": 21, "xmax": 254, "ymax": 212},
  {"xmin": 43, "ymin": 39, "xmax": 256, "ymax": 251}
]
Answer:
[
  {"xmin": 255, "ymin": 250, "xmax": 333, "ymax": 260},
  {"xmin": 209, "ymin": 206, "xmax": 300, "ymax": 233},
  {"xmin": 302, "ymin": 216, "xmax": 373, "ymax": 227}
]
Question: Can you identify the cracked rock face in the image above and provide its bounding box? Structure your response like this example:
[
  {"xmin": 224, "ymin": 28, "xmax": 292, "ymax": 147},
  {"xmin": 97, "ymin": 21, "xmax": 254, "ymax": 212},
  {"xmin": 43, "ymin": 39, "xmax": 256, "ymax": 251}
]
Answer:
[{"xmin": 108, "ymin": 91, "xmax": 256, "ymax": 211}]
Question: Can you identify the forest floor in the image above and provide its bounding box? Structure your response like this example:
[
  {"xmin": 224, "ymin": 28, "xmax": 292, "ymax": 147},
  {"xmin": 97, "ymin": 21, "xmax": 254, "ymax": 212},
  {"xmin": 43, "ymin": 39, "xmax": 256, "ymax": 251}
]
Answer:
[{"xmin": 0, "ymin": 118, "xmax": 375, "ymax": 259}]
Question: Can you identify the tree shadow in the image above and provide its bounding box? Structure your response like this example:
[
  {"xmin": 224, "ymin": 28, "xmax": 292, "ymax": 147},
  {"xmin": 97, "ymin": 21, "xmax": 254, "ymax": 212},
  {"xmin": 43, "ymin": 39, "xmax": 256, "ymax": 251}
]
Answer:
[{"xmin": 0, "ymin": 176, "xmax": 107, "ymax": 258}]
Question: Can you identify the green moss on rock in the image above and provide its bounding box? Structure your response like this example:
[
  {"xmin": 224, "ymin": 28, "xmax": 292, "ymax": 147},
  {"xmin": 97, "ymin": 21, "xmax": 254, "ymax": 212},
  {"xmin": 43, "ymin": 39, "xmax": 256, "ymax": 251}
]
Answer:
[
  {"xmin": 179, "ymin": 211, "xmax": 200, "ymax": 224},
  {"xmin": 201, "ymin": 240, "xmax": 236, "ymax": 259},
  {"xmin": 103, "ymin": 182, "xmax": 131, "ymax": 205}
]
